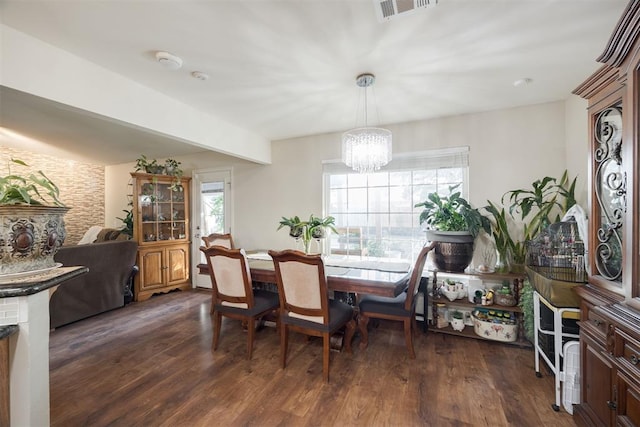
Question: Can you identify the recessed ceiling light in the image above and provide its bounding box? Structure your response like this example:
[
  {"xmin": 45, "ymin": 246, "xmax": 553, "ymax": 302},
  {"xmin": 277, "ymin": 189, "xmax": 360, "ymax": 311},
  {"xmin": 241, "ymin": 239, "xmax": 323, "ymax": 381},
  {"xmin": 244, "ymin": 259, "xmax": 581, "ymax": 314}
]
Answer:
[
  {"xmin": 155, "ymin": 51, "xmax": 183, "ymax": 70},
  {"xmin": 191, "ymin": 71, "xmax": 209, "ymax": 81},
  {"xmin": 513, "ymin": 78, "xmax": 533, "ymax": 87}
]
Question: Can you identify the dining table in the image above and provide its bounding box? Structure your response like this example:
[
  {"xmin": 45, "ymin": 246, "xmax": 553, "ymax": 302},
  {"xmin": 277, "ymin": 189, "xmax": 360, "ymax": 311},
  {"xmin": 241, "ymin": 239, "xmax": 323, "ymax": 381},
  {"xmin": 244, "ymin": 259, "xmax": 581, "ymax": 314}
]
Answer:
[{"xmin": 197, "ymin": 251, "xmax": 413, "ymax": 349}]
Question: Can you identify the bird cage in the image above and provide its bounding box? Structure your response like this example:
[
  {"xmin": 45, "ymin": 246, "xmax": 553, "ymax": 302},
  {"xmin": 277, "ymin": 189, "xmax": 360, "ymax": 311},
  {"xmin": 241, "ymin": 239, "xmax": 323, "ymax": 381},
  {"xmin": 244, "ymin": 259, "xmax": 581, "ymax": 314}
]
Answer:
[{"xmin": 526, "ymin": 221, "xmax": 586, "ymax": 283}]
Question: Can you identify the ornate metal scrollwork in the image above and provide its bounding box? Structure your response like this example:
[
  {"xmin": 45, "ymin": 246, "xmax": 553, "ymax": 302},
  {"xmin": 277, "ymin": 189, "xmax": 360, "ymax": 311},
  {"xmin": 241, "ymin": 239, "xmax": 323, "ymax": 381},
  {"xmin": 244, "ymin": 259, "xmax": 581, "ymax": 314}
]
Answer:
[{"xmin": 594, "ymin": 106, "xmax": 624, "ymax": 281}]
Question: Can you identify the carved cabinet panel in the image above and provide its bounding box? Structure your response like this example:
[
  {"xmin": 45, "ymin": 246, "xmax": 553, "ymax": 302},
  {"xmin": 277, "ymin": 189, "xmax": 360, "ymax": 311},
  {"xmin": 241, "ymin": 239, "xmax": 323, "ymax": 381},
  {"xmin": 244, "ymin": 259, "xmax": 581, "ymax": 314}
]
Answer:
[{"xmin": 572, "ymin": 2, "xmax": 640, "ymax": 425}]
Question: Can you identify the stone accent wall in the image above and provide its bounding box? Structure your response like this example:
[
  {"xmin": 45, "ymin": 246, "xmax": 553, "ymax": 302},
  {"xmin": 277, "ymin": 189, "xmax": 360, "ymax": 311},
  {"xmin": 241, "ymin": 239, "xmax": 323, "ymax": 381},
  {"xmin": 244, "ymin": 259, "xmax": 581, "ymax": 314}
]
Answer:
[{"xmin": 1, "ymin": 147, "xmax": 105, "ymax": 245}]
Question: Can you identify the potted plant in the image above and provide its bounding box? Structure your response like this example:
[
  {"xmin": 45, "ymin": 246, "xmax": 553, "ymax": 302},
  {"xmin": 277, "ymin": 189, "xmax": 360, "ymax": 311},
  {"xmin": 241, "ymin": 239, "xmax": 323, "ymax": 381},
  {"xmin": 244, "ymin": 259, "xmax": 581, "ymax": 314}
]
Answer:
[
  {"xmin": 277, "ymin": 216, "xmax": 304, "ymax": 239},
  {"xmin": 0, "ymin": 158, "xmax": 69, "ymax": 275},
  {"xmin": 450, "ymin": 310, "xmax": 465, "ymax": 331},
  {"xmin": 134, "ymin": 154, "xmax": 164, "ymax": 175},
  {"xmin": 484, "ymin": 170, "xmax": 578, "ymax": 274},
  {"xmin": 415, "ymin": 184, "xmax": 490, "ymax": 272},
  {"xmin": 308, "ymin": 214, "xmax": 338, "ymax": 239},
  {"xmin": 483, "ymin": 201, "xmax": 515, "ymax": 273},
  {"xmin": 502, "ymin": 170, "xmax": 577, "ymax": 244},
  {"xmin": 415, "ymin": 184, "xmax": 490, "ymax": 242},
  {"xmin": 164, "ymin": 158, "xmax": 184, "ymax": 192},
  {"xmin": 277, "ymin": 214, "xmax": 338, "ymax": 253}
]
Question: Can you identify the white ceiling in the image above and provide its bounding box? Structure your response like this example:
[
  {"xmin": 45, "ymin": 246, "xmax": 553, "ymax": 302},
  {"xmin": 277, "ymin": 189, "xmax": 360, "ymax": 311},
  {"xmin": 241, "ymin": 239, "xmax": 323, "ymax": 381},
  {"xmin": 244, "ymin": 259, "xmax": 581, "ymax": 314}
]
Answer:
[{"xmin": 0, "ymin": 0, "xmax": 628, "ymax": 165}]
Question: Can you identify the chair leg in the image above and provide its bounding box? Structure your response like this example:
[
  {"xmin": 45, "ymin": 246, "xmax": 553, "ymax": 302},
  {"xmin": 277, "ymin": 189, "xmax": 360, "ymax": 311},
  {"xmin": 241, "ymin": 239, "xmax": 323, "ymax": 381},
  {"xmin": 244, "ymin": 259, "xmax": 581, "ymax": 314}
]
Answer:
[
  {"xmin": 212, "ymin": 311, "xmax": 222, "ymax": 351},
  {"xmin": 358, "ymin": 313, "xmax": 370, "ymax": 350},
  {"xmin": 247, "ymin": 317, "xmax": 255, "ymax": 360},
  {"xmin": 280, "ymin": 324, "xmax": 288, "ymax": 369},
  {"xmin": 404, "ymin": 318, "xmax": 416, "ymax": 359},
  {"xmin": 323, "ymin": 333, "xmax": 330, "ymax": 382}
]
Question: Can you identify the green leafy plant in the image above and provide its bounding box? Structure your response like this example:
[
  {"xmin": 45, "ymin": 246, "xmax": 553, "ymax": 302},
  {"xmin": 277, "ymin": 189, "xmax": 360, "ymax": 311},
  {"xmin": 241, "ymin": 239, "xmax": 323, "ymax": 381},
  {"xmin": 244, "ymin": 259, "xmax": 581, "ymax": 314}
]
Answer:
[
  {"xmin": 483, "ymin": 200, "xmax": 519, "ymax": 272},
  {"xmin": 277, "ymin": 216, "xmax": 304, "ymax": 238},
  {"xmin": 451, "ymin": 310, "xmax": 464, "ymax": 320},
  {"xmin": 519, "ymin": 278, "xmax": 535, "ymax": 342},
  {"xmin": 414, "ymin": 184, "xmax": 490, "ymax": 238},
  {"xmin": 483, "ymin": 170, "xmax": 578, "ymax": 272},
  {"xmin": 0, "ymin": 158, "xmax": 65, "ymax": 206},
  {"xmin": 134, "ymin": 154, "xmax": 164, "ymax": 174},
  {"xmin": 277, "ymin": 214, "xmax": 338, "ymax": 253},
  {"xmin": 164, "ymin": 158, "xmax": 184, "ymax": 191},
  {"xmin": 502, "ymin": 170, "xmax": 577, "ymax": 243},
  {"xmin": 308, "ymin": 214, "xmax": 338, "ymax": 239},
  {"xmin": 117, "ymin": 209, "xmax": 134, "ymax": 237},
  {"xmin": 135, "ymin": 155, "xmax": 184, "ymax": 192}
]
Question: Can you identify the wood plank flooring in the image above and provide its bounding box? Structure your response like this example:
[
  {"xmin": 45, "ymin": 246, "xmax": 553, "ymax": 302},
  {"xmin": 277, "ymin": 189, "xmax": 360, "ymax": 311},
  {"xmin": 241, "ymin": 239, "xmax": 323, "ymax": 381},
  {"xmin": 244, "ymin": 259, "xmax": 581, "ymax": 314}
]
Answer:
[{"xmin": 49, "ymin": 288, "xmax": 576, "ymax": 426}]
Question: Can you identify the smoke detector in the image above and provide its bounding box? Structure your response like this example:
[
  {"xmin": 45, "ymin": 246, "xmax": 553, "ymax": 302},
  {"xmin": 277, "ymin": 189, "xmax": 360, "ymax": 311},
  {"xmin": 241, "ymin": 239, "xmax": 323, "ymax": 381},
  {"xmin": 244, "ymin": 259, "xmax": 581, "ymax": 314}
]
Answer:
[
  {"xmin": 374, "ymin": 0, "xmax": 438, "ymax": 22},
  {"xmin": 155, "ymin": 51, "xmax": 183, "ymax": 70},
  {"xmin": 513, "ymin": 78, "xmax": 533, "ymax": 87},
  {"xmin": 191, "ymin": 71, "xmax": 209, "ymax": 81}
]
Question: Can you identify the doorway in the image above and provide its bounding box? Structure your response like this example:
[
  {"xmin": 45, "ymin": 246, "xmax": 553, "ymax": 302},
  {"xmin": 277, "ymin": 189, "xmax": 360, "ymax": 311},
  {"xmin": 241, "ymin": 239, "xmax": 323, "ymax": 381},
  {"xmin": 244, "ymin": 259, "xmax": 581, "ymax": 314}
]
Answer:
[{"xmin": 191, "ymin": 168, "xmax": 232, "ymax": 288}]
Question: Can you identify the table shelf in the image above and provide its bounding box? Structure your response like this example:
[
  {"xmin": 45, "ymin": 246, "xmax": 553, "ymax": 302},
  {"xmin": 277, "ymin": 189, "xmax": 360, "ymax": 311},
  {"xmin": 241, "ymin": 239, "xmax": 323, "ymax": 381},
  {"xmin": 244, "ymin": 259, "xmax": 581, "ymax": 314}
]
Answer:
[
  {"xmin": 428, "ymin": 324, "xmax": 532, "ymax": 348},
  {"xmin": 425, "ymin": 270, "xmax": 529, "ymax": 348}
]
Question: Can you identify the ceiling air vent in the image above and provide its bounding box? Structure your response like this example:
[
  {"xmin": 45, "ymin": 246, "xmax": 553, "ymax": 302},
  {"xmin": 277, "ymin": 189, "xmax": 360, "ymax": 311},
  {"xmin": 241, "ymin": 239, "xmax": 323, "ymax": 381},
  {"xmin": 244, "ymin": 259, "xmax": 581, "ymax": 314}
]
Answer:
[{"xmin": 374, "ymin": 0, "xmax": 438, "ymax": 22}]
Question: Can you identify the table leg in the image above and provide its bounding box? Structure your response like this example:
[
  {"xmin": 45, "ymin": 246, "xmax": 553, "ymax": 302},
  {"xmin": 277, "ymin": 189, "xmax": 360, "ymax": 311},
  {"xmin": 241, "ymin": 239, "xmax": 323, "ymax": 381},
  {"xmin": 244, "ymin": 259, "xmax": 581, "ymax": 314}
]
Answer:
[{"xmin": 358, "ymin": 314, "xmax": 370, "ymax": 350}]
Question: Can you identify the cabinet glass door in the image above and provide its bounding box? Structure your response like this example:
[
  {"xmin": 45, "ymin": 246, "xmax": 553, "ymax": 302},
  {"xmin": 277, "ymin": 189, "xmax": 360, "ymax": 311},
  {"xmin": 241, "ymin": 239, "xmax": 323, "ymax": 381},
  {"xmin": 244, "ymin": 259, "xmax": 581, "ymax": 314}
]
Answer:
[{"xmin": 593, "ymin": 105, "xmax": 624, "ymax": 285}]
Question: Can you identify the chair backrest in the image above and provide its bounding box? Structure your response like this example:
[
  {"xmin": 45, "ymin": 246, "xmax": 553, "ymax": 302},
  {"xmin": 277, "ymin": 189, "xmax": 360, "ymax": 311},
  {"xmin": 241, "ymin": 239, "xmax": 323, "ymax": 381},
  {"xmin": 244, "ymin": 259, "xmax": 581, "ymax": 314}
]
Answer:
[
  {"xmin": 202, "ymin": 233, "xmax": 234, "ymax": 249},
  {"xmin": 200, "ymin": 246, "xmax": 253, "ymax": 309},
  {"xmin": 404, "ymin": 243, "xmax": 436, "ymax": 311},
  {"xmin": 268, "ymin": 249, "xmax": 329, "ymax": 325}
]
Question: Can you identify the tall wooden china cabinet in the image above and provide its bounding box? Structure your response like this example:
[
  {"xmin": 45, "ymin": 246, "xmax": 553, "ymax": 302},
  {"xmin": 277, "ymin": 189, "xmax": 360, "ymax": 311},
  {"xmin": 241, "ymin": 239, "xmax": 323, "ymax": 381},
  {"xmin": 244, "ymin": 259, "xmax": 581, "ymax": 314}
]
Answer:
[
  {"xmin": 130, "ymin": 172, "xmax": 191, "ymax": 302},
  {"xmin": 572, "ymin": 2, "xmax": 640, "ymax": 425}
]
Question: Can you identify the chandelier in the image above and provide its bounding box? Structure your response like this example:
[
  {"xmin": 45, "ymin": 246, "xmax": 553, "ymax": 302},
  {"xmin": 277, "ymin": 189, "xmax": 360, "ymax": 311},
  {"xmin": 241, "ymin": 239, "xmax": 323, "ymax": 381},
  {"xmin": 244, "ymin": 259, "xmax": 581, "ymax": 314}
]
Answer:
[{"xmin": 342, "ymin": 73, "xmax": 392, "ymax": 173}]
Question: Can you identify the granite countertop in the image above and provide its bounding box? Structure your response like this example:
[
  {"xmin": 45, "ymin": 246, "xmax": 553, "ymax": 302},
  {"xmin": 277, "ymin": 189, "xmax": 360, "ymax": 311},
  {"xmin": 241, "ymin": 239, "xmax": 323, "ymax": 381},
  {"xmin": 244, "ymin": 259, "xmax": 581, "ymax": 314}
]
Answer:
[
  {"xmin": 0, "ymin": 266, "xmax": 88, "ymax": 298},
  {"xmin": 0, "ymin": 324, "xmax": 18, "ymax": 340}
]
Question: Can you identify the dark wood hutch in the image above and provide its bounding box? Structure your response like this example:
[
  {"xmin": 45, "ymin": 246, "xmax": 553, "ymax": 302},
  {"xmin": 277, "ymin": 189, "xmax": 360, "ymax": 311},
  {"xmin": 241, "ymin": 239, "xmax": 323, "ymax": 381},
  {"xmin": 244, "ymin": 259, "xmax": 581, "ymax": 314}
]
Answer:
[{"xmin": 572, "ymin": 1, "xmax": 640, "ymax": 425}]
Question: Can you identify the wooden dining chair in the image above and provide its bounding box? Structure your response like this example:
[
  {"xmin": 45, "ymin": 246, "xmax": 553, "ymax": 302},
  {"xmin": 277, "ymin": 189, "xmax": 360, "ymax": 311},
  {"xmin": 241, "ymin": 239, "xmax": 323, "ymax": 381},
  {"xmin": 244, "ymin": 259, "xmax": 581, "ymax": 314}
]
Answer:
[
  {"xmin": 268, "ymin": 249, "xmax": 356, "ymax": 382},
  {"xmin": 200, "ymin": 246, "xmax": 279, "ymax": 359},
  {"xmin": 358, "ymin": 242, "xmax": 435, "ymax": 358},
  {"xmin": 202, "ymin": 233, "xmax": 234, "ymax": 249}
]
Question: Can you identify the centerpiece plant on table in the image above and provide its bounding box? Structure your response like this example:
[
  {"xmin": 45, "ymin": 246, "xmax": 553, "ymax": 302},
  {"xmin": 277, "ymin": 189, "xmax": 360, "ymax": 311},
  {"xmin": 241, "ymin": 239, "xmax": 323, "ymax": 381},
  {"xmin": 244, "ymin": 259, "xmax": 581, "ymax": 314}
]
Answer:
[{"xmin": 277, "ymin": 214, "xmax": 338, "ymax": 254}]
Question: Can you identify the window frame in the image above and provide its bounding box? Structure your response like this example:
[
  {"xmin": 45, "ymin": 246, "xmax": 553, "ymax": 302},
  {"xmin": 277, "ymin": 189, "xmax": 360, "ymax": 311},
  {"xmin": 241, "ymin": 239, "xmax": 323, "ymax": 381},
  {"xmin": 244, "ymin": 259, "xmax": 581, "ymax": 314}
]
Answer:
[{"xmin": 322, "ymin": 147, "xmax": 470, "ymax": 262}]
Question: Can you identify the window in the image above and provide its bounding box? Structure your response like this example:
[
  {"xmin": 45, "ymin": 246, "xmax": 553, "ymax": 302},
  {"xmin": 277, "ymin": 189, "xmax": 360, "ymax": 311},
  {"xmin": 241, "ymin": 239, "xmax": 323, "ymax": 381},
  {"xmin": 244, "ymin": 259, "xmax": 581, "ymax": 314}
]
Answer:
[{"xmin": 323, "ymin": 147, "xmax": 469, "ymax": 262}]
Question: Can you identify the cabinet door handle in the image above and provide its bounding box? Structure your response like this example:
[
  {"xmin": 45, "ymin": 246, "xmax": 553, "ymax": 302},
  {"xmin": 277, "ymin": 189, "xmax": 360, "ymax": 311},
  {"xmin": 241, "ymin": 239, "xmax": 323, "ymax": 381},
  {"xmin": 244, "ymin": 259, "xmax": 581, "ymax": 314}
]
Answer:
[
  {"xmin": 593, "ymin": 319, "xmax": 602, "ymax": 326},
  {"xmin": 607, "ymin": 400, "xmax": 617, "ymax": 409},
  {"xmin": 631, "ymin": 354, "xmax": 639, "ymax": 365}
]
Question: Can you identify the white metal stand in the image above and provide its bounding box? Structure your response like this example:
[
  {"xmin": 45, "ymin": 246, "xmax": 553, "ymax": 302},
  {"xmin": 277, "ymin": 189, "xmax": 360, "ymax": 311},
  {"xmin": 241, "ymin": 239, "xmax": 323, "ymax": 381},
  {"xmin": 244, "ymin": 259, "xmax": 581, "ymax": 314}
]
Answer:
[{"xmin": 533, "ymin": 291, "xmax": 580, "ymax": 412}]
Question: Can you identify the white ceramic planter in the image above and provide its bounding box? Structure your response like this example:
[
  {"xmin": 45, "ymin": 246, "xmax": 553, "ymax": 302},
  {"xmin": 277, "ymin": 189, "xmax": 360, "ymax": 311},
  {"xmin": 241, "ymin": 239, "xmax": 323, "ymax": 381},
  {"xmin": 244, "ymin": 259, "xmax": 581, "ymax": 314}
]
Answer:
[{"xmin": 450, "ymin": 317, "xmax": 465, "ymax": 331}]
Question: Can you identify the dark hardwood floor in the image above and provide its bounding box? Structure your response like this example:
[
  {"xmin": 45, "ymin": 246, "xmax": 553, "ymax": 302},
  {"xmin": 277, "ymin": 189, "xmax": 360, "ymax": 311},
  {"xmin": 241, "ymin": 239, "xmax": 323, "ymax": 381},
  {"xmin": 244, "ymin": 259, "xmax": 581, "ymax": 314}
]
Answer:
[{"xmin": 49, "ymin": 288, "xmax": 576, "ymax": 426}]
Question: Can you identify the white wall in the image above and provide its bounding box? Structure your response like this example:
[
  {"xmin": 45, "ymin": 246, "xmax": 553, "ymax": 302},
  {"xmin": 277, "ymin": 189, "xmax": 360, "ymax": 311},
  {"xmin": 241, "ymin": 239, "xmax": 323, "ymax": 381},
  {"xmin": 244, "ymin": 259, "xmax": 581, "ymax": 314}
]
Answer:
[
  {"xmin": 104, "ymin": 100, "xmax": 588, "ymax": 254},
  {"xmin": 565, "ymin": 94, "xmax": 590, "ymax": 208}
]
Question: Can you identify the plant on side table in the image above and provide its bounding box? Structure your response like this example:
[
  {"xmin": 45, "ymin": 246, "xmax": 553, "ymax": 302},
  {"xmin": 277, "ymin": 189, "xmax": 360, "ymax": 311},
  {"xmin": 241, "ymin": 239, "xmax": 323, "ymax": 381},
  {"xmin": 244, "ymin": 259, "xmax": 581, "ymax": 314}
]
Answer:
[
  {"xmin": 414, "ymin": 184, "xmax": 490, "ymax": 272},
  {"xmin": 484, "ymin": 170, "xmax": 578, "ymax": 274},
  {"xmin": 450, "ymin": 310, "xmax": 465, "ymax": 331},
  {"xmin": 0, "ymin": 158, "xmax": 69, "ymax": 274}
]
